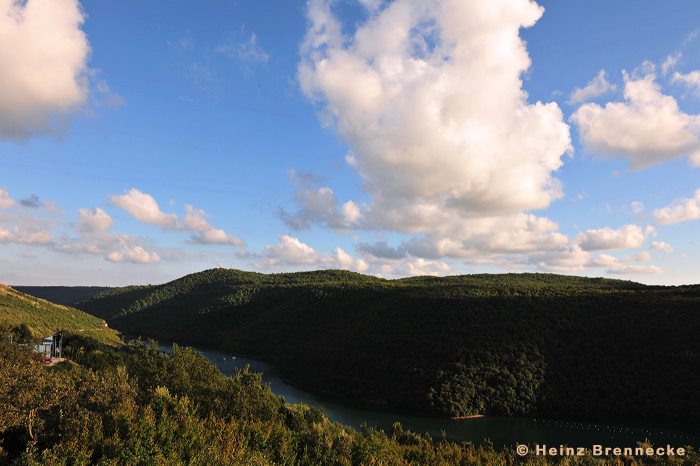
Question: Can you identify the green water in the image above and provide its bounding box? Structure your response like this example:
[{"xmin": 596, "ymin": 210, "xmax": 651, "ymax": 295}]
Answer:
[{"xmin": 164, "ymin": 344, "xmax": 700, "ymax": 450}]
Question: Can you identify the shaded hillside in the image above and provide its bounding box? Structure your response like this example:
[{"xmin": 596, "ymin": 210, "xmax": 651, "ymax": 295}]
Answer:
[
  {"xmin": 5, "ymin": 337, "xmax": 695, "ymax": 464},
  {"xmin": 0, "ymin": 284, "xmax": 120, "ymax": 345},
  {"xmin": 76, "ymin": 269, "xmax": 700, "ymax": 421},
  {"xmin": 13, "ymin": 286, "xmax": 111, "ymax": 307}
]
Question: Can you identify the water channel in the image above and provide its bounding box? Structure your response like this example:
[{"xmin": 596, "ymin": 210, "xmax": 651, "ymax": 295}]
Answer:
[{"xmin": 156, "ymin": 343, "xmax": 700, "ymax": 450}]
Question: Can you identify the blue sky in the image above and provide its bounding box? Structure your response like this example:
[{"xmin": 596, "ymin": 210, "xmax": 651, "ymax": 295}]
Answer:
[{"xmin": 1, "ymin": 0, "xmax": 699, "ymax": 286}]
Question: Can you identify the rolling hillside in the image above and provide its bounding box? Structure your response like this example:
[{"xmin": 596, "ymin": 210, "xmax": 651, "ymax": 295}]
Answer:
[
  {"xmin": 76, "ymin": 269, "xmax": 700, "ymax": 421},
  {"xmin": 0, "ymin": 284, "xmax": 121, "ymax": 345}
]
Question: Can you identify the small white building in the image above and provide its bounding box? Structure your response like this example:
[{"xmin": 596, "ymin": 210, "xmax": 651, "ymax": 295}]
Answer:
[{"xmin": 34, "ymin": 331, "xmax": 63, "ymax": 359}]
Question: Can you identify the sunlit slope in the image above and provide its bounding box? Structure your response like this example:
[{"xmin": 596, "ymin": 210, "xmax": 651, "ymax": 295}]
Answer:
[
  {"xmin": 0, "ymin": 284, "xmax": 121, "ymax": 344},
  {"xmin": 76, "ymin": 269, "xmax": 700, "ymax": 421}
]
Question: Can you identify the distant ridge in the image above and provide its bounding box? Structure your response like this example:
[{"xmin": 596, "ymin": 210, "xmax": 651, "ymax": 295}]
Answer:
[
  {"xmin": 76, "ymin": 268, "xmax": 700, "ymax": 421},
  {"xmin": 14, "ymin": 285, "xmax": 111, "ymax": 307}
]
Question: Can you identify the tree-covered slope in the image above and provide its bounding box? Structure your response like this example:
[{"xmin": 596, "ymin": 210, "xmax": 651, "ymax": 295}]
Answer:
[
  {"xmin": 4, "ymin": 337, "xmax": 696, "ymax": 465},
  {"xmin": 76, "ymin": 269, "xmax": 700, "ymax": 421},
  {"xmin": 13, "ymin": 286, "xmax": 111, "ymax": 307},
  {"xmin": 0, "ymin": 284, "xmax": 120, "ymax": 345}
]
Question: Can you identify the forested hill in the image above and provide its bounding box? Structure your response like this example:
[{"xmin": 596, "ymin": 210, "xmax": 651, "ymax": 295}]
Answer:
[
  {"xmin": 13, "ymin": 285, "xmax": 111, "ymax": 307},
  {"xmin": 76, "ymin": 269, "xmax": 700, "ymax": 421},
  {"xmin": 0, "ymin": 284, "xmax": 120, "ymax": 345}
]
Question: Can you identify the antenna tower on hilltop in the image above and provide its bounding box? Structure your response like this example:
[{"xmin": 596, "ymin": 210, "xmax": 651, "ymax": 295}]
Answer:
[{"xmin": 218, "ymin": 257, "xmax": 221, "ymax": 269}]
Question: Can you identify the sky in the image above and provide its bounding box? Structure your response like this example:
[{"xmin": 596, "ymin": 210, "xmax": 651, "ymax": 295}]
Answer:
[{"xmin": 1, "ymin": 0, "xmax": 700, "ymax": 286}]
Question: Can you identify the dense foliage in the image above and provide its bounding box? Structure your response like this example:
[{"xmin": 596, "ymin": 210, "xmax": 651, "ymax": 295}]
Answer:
[
  {"xmin": 1, "ymin": 337, "xmax": 697, "ymax": 465},
  {"xmin": 75, "ymin": 269, "xmax": 700, "ymax": 422},
  {"xmin": 0, "ymin": 285, "xmax": 120, "ymax": 345}
]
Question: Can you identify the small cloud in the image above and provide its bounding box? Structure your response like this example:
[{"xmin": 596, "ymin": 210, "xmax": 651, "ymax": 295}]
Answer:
[
  {"xmin": 683, "ymin": 29, "xmax": 699, "ymax": 46},
  {"xmin": 671, "ymin": 70, "xmax": 700, "ymax": 97},
  {"xmin": 630, "ymin": 201, "xmax": 645, "ymax": 215},
  {"xmin": 110, "ymin": 188, "xmax": 179, "ymax": 229},
  {"xmin": 591, "ymin": 253, "xmax": 664, "ymax": 275},
  {"xmin": 568, "ymin": 70, "xmax": 617, "ymax": 105},
  {"xmin": 358, "ymin": 0, "xmax": 383, "ymax": 11},
  {"xmin": 0, "ymin": 225, "xmax": 54, "ymax": 245},
  {"xmin": 89, "ymin": 69, "xmax": 126, "ymax": 108},
  {"xmin": 572, "ymin": 192, "xmax": 587, "ymax": 202},
  {"xmin": 661, "ymin": 52, "xmax": 681, "ymax": 75},
  {"xmin": 623, "ymin": 250, "xmax": 651, "ymax": 262},
  {"xmin": 180, "ymin": 30, "xmax": 194, "ymax": 51},
  {"xmin": 651, "ymin": 241, "xmax": 674, "ymax": 253},
  {"xmin": 651, "ymin": 188, "xmax": 700, "ymax": 224},
  {"xmin": 186, "ymin": 62, "xmax": 218, "ymax": 91},
  {"xmin": 190, "ymin": 229, "xmax": 244, "ymax": 246},
  {"xmin": 571, "ymin": 71, "xmax": 700, "ymax": 170},
  {"xmin": 0, "ymin": 189, "xmax": 16, "ymax": 210},
  {"xmin": 217, "ymin": 33, "xmax": 269, "ymax": 72},
  {"xmin": 255, "ymin": 235, "xmax": 366, "ymax": 272},
  {"xmin": 575, "ymin": 224, "xmax": 647, "ymax": 251},
  {"xmin": 19, "ymin": 194, "xmax": 42, "ymax": 209},
  {"xmin": 78, "ymin": 207, "xmax": 114, "ymax": 232},
  {"xmin": 279, "ymin": 170, "xmax": 362, "ymax": 232},
  {"xmin": 107, "ymin": 245, "xmax": 160, "ymax": 264}
]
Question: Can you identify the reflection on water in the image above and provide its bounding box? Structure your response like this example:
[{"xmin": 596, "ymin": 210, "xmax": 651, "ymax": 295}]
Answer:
[{"xmin": 160, "ymin": 344, "xmax": 700, "ymax": 449}]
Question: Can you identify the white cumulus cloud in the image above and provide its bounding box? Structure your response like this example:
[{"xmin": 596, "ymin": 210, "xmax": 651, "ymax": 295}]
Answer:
[
  {"xmin": 260, "ymin": 235, "xmax": 320, "ymax": 267},
  {"xmin": 0, "ymin": 225, "xmax": 53, "ymax": 245},
  {"xmin": 77, "ymin": 207, "xmax": 114, "ymax": 232},
  {"xmin": 591, "ymin": 254, "xmax": 664, "ymax": 275},
  {"xmin": 191, "ymin": 228, "xmax": 244, "ymax": 246},
  {"xmin": 182, "ymin": 204, "xmax": 245, "ymax": 246},
  {"xmin": 111, "ymin": 188, "xmax": 179, "ymax": 229},
  {"xmin": 575, "ymin": 224, "xmax": 646, "ymax": 251},
  {"xmin": 571, "ymin": 71, "xmax": 700, "ymax": 169},
  {"xmin": 298, "ymin": 0, "xmax": 571, "ymax": 231},
  {"xmin": 0, "ymin": 0, "xmax": 91, "ymax": 139},
  {"xmin": 661, "ymin": 52, "xmax": 680, "ymax": 75},
  {"xmin": 651, "ymin": 241, "xmax": 674, "ymax": 253},
  {"xmin": 107, "ymin": 245, "xmax": 160, "ymax": 264},
  {"xmin": 257, "ymin": 235, "xmax": 368, "ymax": 272},
  {"xmin": 651, "ymin": 188, "xmax": 700, "ymax": 224},
  {"xmin": 568, "ymin": 70, "xmax": 616, "ymax": 105},
  {"xmin": 672, "ymin": 70, "xmax": 700, "ymax": 96}
]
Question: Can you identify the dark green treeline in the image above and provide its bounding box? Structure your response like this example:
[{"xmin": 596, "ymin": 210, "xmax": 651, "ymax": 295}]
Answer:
[{"xmin": 74, "ymin": 269, "xmax": 700, "ymax": 422}]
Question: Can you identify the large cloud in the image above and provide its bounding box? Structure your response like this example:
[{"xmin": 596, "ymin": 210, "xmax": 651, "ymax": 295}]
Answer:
[
  {"xmin": 571, "ymin": 70, "xmax": 700, "ymax": 169},
  {"xmin": 0, "ymin": 0, "xmax": 90, "ymax": 139},
  {"xmin": 288, "ymin": 1, "xmax": 670, "ymax": 278},
  {"xmin": 298, "ymin": 0, "xmax": 571, "ymax": 232}
]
